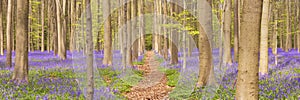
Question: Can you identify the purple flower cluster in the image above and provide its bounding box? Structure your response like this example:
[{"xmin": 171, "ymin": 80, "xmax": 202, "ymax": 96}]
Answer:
[{"xmin": 0, "ymin": 50, "xmax": 122, "ymax": 99}]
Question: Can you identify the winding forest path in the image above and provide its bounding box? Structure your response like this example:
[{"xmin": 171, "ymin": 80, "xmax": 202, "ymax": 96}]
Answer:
[{"xmin": 124, "ymin": 51, "xmax": 173, "ymax": 100}]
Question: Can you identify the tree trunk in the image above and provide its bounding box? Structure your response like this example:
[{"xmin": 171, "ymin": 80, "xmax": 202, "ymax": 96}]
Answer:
[
  {"xmin": 132, "ymin": 0, "xmax": 138, "ymax": 61},
  {"xmin": 235, "ymin": 0, "xmax": 262, "ymax": 99},
  {"xmin": 96, "ymin": 0, "xmax": 101, "ymax": 52},
  {"xmin": 138, "ymin": 0, "xmax": 145, "ymax": 56},
  {"xmin": 163, "ymin": 0, "xmax": 168, "ymax": 59},
  {"xmin": 294, "ymin": 0, "xmax": 297, "ymax": 49},
  {"xmin": 56, "ymin": 0, "xmax": 62, "ymax": 55},
  {"xmin": 102, "ymin": 0, "xmax": 112, "ymax": 65},
  {"xmin": 51, "ymin": 0, "xmax": 58, "ymax": 55},
  {"xmin": 70, "ymin": 0, "xmax": 76, "ymax": 53},
  {"xmin": 12, "ymin": 0, "xmax": 29, "ymax": 83},
  {"xmin": 298, "ymin": 0, "xmax": 300, "ymax": 52},
  {"xmin": 28, "ymin": 2, "xmax": 31, "ymax": 52},
  {"xmin": 41, "ymin": 0, "xmax": 45, "ymax": 52},
  {"xmin": 122, "ymin": 0, "xmax": 127, "ymax": 68},
  {"xmin": 0, "ymin": 0, "xmax": 3, "ymax": 56},
  {"xmin": 11, "ymin": 0, "xmax": 15, "ymax": 52},
  {"xmin": 6, "ymin": 0, "xmax": 13, "ymax": 68},
  {"xmin": 153, "ymin": 0, "xmax": 159, "ymax": 52},
  {"xmin": 224, "ymin": 0, "xmax": 233, "ymax": 65},
  {"xmin": 56, "ymin": 0, "xmax": 67, "ymax": 59},
  {"xmin": 170, "ymin": 3, "xmax": 178, "ymax": 65},
  {"xmin": 259, "ymin": 0, "xmax": 270, "ymax": 75},
  {"xmin": 233, "ymin": 0, "xmax": 239, "ymax": 62},
  {"xmin": 273, "ymin": 3, "xmax": 278, "ymax": 65},
  {"xmin": 126, "ymin": 1, "xmax": 132, "ymax": 66},
  {"xmin": 85, "ymin": 0, "xmax": 94, "ymax": 99},
  {"xmin": 285, "ymin": 0, "xmax": 292, "ymax": 52},
  {"xmin": 61, "ymin": 0, "xmax": 67, "ymax": 59},
  {"xmin": 197, "ymin": 0, "xmax": 214, "ymax": 87}
]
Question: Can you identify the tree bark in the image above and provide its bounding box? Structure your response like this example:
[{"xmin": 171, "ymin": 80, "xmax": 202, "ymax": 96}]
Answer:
[
  {"xmin": 70, "ymin": 0, "xmax": 77, "ymax": 53},
  {"xmin": 86, "ymin": 0, "xmax": 94, "ymax": 99},
  {"xmin": 12, "ymin": 0, "xmax": 29, "ymax": 83},
  {"xmin": 132, "ymin": 0, "xmax": 138, "ymax": 61},
  {"xmin": 273, "ymin": 3, "xmax": 278, "ymax": 65},
  {"xmin": 51, "ymin": 0, "xmax": 58, "ymax": 55},
  {"xmin": 163, "ymin": 0, "xmax": 168, "ymax": 59},
  {"xmin": 197, "ymin": 0, "xmax": 214, "ymax": 87},
  {"xmin": 233, "ymin": 0, "xmax": 239, "ymax": 62},
  {"xmin": 285, "ymin": 0, "xmax": 292, "ymax": 52},
  {"xmin": 259, "ymin": 0, "xmax": 270, "ymax": 75},
  {"xmin": 102, "ymin": 0, "xmax": 112, "ymax": 65},
  {"xmin": 41, "ymin": 0, "xmax": 45, "ymax": 52},
  {"xmin": 11, "ymin": 0, "xmax": 15, "ymax": 52},
  {"xmin": 28, "ymin": 2, "xmax": 31, "ymax": 52},
  {"xmin": 126, "ymin": 1, "xmax": 132, "ymax": 66},
  {"xmin": 6, "ymin": 0, "xmax": 13, "ymax": 68},
  {"xmin": 170, "ymin": 3, "xmax": 178, "ymax": 65},
  {"xmin": 223, "ymin": 0, "xmax": 233, "ymax": 65},
  {"xmin": 96, "ymin": 0, "xmax": 101, "ymax": 51},
  {"xmin": 298, "ymin": 0, "xmax": 300, "ymax": 52},
  {"xmin": 0, "ymin": 0, "xmax": 4, "ymax": 56},
  {"xmin": 122, "ymin": 0, "xmax": 127, "ymax": 68},
  {"xmin": 138, "ymin": 0, "xmax": 145, "ymax": 56},
  {"xmin": 56, "ymin": 0, "xmax": 67, "ymax": 59},
  {"xmin": 235, "ymin": 0, "xmax": 262, "ymax": 99}
]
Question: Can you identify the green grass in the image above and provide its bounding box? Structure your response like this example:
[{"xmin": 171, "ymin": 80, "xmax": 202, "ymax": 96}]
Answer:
[
  {"xmin": 157, "ymin": 67, "xmax": 180, "ymax": 87},
  {"xmin": 97, "ymin": 67, "xmax": 144, "ymax": 93}
]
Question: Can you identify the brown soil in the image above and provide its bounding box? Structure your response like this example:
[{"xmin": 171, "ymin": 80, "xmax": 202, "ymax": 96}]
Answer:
[{"xmin": 124, "ymin": 51, "xmax": 172, "ymax": 100}]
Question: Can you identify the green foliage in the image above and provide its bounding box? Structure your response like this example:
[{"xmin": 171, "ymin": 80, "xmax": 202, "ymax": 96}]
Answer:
[
  {"xmin": 145, "ymin": 34, "xmax": 153, "ymax": 50},
  {"xmin": 165, "ymin": 69, "xmax": 180, "ymax": 87},
  {"xmin": 97, "ymin": 67, "xmax": 143, "ymax": 93},
  {"xmin": 157, "ymin": 67, "xmax": 180, "ymax": 87},
  {"xmin": 294, "ymin": 68, "xmax": 300, "ymax": 73}
]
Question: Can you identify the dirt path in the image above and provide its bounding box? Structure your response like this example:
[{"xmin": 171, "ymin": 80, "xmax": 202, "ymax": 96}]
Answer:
[{"xmin": 124, "ymin": 51, "xmax": 172, "ymax": 100}]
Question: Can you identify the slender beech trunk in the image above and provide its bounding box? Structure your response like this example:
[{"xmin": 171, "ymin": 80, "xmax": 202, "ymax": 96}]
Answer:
[
  {"xmin": 293, "ymin": 0, "xmax": 297, "ymax": 49},
  {"xmin": 12, "ymin": 0, "xmax": 29, "ymax": 83},
  {"xmin": 51, "ymin": 0, "xmax": 58, "ymax": 55},
  {"xmin": 223, "ymin": 0, "xmax": 233, "ymax": 65},
  {"xmin": 285, "ymin": 0, "xmax": 292, "ymax": 52},
  {"xmin": 170, "ymin": 3, "xmax": 178, "ymax": 65},
  {"xmin": 259, "ymin": 0, "xmax": 270, "ymax": 75},
  {"xmin": 28, "ymin": 2, "xmax": 31, "ymax": 52},
  {"xmin": 122, "ymin": 0, "xmax": 127, "ymax": 68},
  {"xmin": 235, "ymin": 0, "xmax": 262, "ymax": 99},
  {"xmin": 126, "ymin": 1, "xmax": 132, "ymax": 66},
  {"xmin": 273, "ymin": 3, "xmax": 278, "ymax": 65},
  {"xmin": 233, "ymin": 0, "xmax": 239, "ymax": 62},
  {"xmin": 41, "ymin": 0, "xmax": 45, "ymax": 52},
  {"xmin": 102, "ymin": 0, "xmax": 112, "ymax": 65},
  {"xmin": 132, "ymin": 0, "xmax": 138, "ymax": 61},
  {"xmin": 0, "ymin": 0, "xmax": 3, "ymax": 56},
  {"xmin": 6, "ymin": 0, "xmax": 13, "ymax": 68},
  {"xmin": 56, "ymin": 0, "xmax": 62, "ymax": 56},
  {"xmin": 56, "ymin": 0, "xmax": 67, "ymax": 59},
  {"xmin": 96, "ymin": 0, "xmax": 101, "ymax": 51},
  {"xmin": 70, "ymin": 0, "xmax": 76, "ymax": 52},
  {"xmin": 297, "ymin": 0, "xmax": 300, "ymax": 52},
  {"xmin": 11, "ymin": 0, "xmax": 15, "ymax": 52},
  {"xmin": 138, "ymin": 0, "xmax": 145, "ymax": 55},
  {"xmin": 197, "ymin": 0, "xmax": 214, "ymax": 87},
  {"xmin": 85, "ymin": 0, "xmax": 94, "ymax": 99},
  {"xmin": 163, "ymin": 0, "xmax": 168, "ymax": 59}
]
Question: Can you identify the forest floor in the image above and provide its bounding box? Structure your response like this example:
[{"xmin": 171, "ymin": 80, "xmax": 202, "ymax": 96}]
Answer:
[
  {"xmin": 0, "ymin": 49, "xmax": 299, "ymax": 99},
  {"xmin": 124, "ymin": 51, "xmax": 173, "ymax": 100}
]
